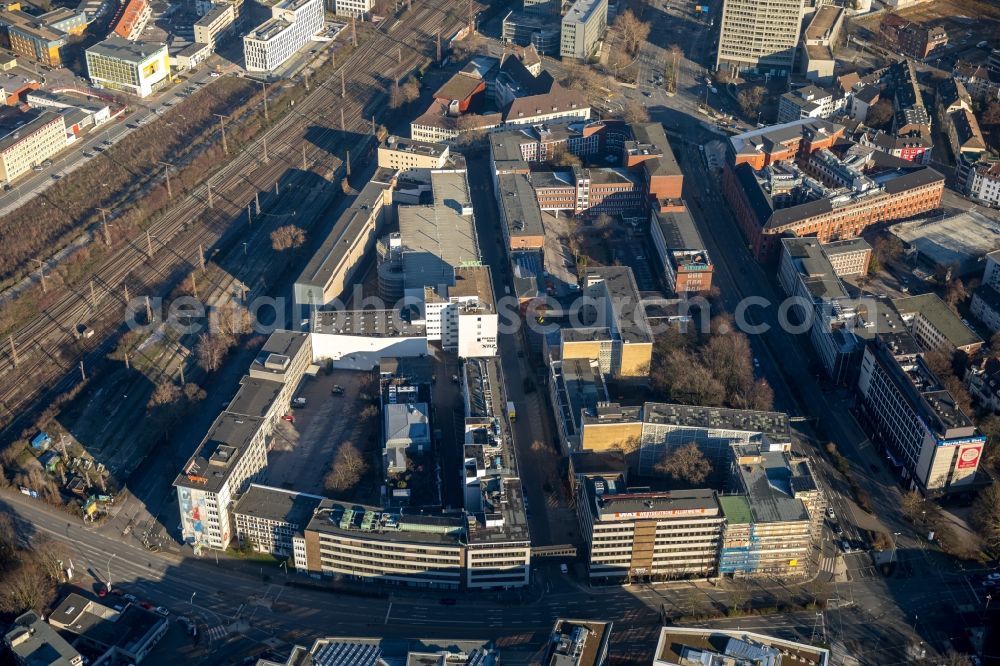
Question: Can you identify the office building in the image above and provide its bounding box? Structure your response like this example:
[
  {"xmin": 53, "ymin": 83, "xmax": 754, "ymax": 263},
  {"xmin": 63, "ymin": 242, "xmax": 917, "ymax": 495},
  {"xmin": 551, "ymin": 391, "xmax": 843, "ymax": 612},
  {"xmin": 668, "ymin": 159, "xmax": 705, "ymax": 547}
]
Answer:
[
  {"xmin": 578, "ymin": 481, "xmax": 725, "ymax": 583},
  {"xmin": 723, "ymin": 120, "xmax": 944, "ymax": 262},
  {"xmin": 777, "ymin": 237, "xmax": 882, "ymax": 385},
  {"xmin": 578, "ymin": 402, "xmax": 791, "ymax": 471},
  {"xmin": 194, "ymin": 2, "xmax": 236, "ymax": 49},
  {"xmin": 800, "ymin": 5, "xmax": 843, "ymax": 83},
  {"xmin": 559, "ymin": 266, "xmax": 654, "ymax": 379},
  {"xmin": 560, "ymin": 0, "xmax": 607, "ymax": 60},
  {"xmin": 650, "ymin": 208, "xmax": 713, "ymax": 294},
  {"xmin": 378, "ymin": 135, "xmax": 450, "ymax": 170},
  {"xmin": 502, "ymin": 10, "xmax": 560, "ymax": 55},
  {"xmin": 653, "ymin": 628, "xmax": 829, "ymax": 666},
  {"xmin": 719, "ymin": 445, "xmax": 823, "ymax": 578},
  {"xmin": 550, "ymin": 358, "xmax": 608, "ymax": 451},
  {"xmin": 332, "ymin": 0, "xmax": 372, "ymax": 19},
  {"xmin": 47, "ymin": 594, "xmax": 168, "ymax": 664},
  {"xmin": 294, "ymin": 179, "xmax": 392, "ymax": 309},
  {"xmin": 424, "ymin": 265, "xmax": 498, "ymax": 358},
  {"xmin": 0, "ymin": 7, "xmax": 85, "ymax": 67},
  {"xmin": 4, "ymin": 611, "xmax": 83, "ymax": 666},
  {"xmin": 112, "ymin": 0, "xmax": 151, "ymax": 40},
  {"xmin": 543, "ymin": 620, "xmax": 612, "ymax": 666},
  {"xmin": 893, "ymin": 293, "xmax": 983, "ymax": 354},
  {"xmin": 310, "ymin": 309, "xmax": 428, "ymax": 370},
  {"xmin": 85, "ymin": 37, "xmax": 169, "ymax": 98},
  {"xmin": 232, "ymin": 484, "xmax": 323, "ymax": 558},
  {"xmin": 256, "ymin": 637, "xmax": 501, "ymax": 665},
  {"xmin": 715, "ymin": 0, "xmax": 804, "ymax": 77},
  {"xmin": 175, "ymin": 330, "xmax": 310, "ymax": 550},
  {"xmin": 776, "ymin": 85, "xmax": 842, "ymax": 124},
  {"xmin": 172, "ymin": 41, "xmax": 212, "ymax": 70},
  {"xmin": 243, "ymin": 0, "xmax": 323, "ymax": 72},
  {"xmin": 0, "ymin": 110, "xmax": 65, "ymax": 184},
  {"xmin": 858, "ymin": 333, "xmax": 986, "ymax": 493}
]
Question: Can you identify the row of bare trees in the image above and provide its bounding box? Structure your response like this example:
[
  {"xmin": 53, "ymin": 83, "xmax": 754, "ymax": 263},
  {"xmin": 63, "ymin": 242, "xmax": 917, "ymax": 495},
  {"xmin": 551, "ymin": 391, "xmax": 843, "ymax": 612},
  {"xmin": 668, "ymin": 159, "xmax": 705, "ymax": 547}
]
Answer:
[{"xmin": 0, "ymin": 514, "xmax": 69, "ymax": 614}]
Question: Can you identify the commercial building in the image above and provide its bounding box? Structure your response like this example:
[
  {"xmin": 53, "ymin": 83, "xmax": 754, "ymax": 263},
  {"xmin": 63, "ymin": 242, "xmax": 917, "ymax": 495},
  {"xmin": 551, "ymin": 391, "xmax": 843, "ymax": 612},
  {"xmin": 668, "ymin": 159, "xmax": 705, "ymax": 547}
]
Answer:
[
  {"xmin": 626, "ymin": 122, "xmax": 683, "ymax": 203},
  {"xmin": 310, "ymin": 309, "xmax": 428, "ymax": 370},
  {"xmin": 893, "ymin": 293, "xmax": 983, "ymax": 354},
  {"xmin": 800, "ymin": 5, "xmax": 843, "ymax": 84},
  {"xmin": 559, "ymin": 267, "xmax": 653, "ymax": 379},
  {"xmin": 0, "ymin": 7, "xmax": 85, "ymax": 67},
  {"xmin": 650, "ymin": 208, "xmax": 713, "ymax": 294},
  {"xmin": 331, "ymin": 0, "xmax": 372, "ymax": 19},
  {"xmin": 560, "ymin": 0, "xmax": 607, "ymax": 60},
  {"xmin": 424, "ymin": 265, "xmax": 498, "ymax": 358},
  {"xmin": 26, "ymin": 90, "xmax": 111, "ymax": 126},
  {"xmin": 232, "ymin": 484, "xmax": 323, "ymax": 558},
  {"xmin": 172, "ymin": 41, "xmax": 212, "ymax": 70},
  {"xmin": 502, "ymin": 10, "xmax": 559, "ymax": 55},
  {"xmin": 777, "ymin": 237, "xmax": 882, "ymax": 385},
  {"xmin": 723, "ymin": 120, "xmax": 944, "ymax": 262},
  {"xmin": 256, "ymin": 637, "xmax": 501, "ymax": 665},
  {"xmin": 652, "ymin": 628, "xmax": 829, "ymax": 666},
  {"xmin": 47, "ymin": 594, "xmax": 167, "ymax": 664},
  {"xmin": 543, "ymin": 620, "xmax": 612, "ymax": 666},
  {"xmin": 175, "ymin": 330, "xmax": 311, "ymax": 550},
  {"xmin": 890, "ymin": 209, "xmax": 1000, "ymax": 279},
  {"xmin": 579, "ymin": 482, "xmax": 725, "ymax": 583},
  {"xmin": 0, "ymin": 110, "xmax": 65, "ymax": 184},
  {"xmin": 4, "ymin": 611, "xmax": 83, "ymax": 666},
  {"xmin": 194, "ymin": 2, "xmax": 236, "ymax": 49},
  {"xmin": 719, "ymin": 445, "xmax": 823, "ymax": 578},
  {"xmin": 715, "ymin": 0, "xmax": 804, "ymax": 77},
  {"xmin": 966, "ymin": 161, "xmax": 1000, "ymax": 208},
  {"xmin": 377, "ymin": 135, "xmax": 450, "ymax": 171},
  {"xmin": 550, "ymin": 357, "xmax": 608, "ymax": 451},
  {"xmin": 776, "ymin": 85, "xmax": 842, "ymax": 124},
  {"xmin": 505, "ymin": 85, "xmax": 590, "ymax": 127},
  {"xmin": 112, "ymin": 0, "xmax": 151, "ymax": 40},
  {"xmin": 242, "ymin": 0, "xmax": 323, "ymax": 72},
  {"xmin": 294, "ymin": 178, "xmax": 392, "ymax": 309},
  {"xmin": 85, "ymin": 37, "xmax": 169, "ymax": 98},
  {"xmin": 858, "ymin": 333, "xmax": 986, "ymax": 493}
]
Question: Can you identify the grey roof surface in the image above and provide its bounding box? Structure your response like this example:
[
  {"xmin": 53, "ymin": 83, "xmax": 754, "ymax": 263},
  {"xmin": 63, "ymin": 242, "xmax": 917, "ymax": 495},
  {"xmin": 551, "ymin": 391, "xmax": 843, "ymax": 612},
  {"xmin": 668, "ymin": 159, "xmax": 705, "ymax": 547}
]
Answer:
[
  {"xmin": 890, "ymin": 209, "xmax": 1000, "ymax": 275},
  {"xmin": 732, "ymin": 447, "xmax": 811, "ymax": 523},
  {"xmin": 312, "ymin": 309, "xmax": 425, "ymax": 337},
  {"xmin": 87, "ymin": 35, "xmax": 165, "ymax": 62},
  {"xmin": 384, "ymin": 402, "xmax": 429, "ymax": 444},
  {"xmin": 498, "ymin": 173, "xmax": 545, "ymax": 238},
  {"xmin": 307, "ymin": 499, "xmax": 466, "ymax": 545},
  {"xmin": 49, "ymin": 594, "xmax": 165, "ymax": 656},
  {"xmin": 781, "ymin": 237, "xmax": 848, "ymax": 302},
  {"xmin": 591, "ymin": 487, "xmax": 721, "ymax": 520},
  {"xmin": 232, "ymin": 484, "xmax": 323, "ymax": 526},
  {"xmin": 892, "ymin": 293, "xmax": 983, "ymax": 349},
  {"xmin": 4, "ymin": 611, "xmax": 81, "ymax": 666},
  {"xmin": 654, "ymin": 208, "xmax": 706, "ymax": 250},
  {"xmin": 729, "ymin": 118, "xmax": 842, "ymax": 158},
  {"xmin": 296, "ymin": 179, "xmax": 388, "ymax": 289},
  {"xmin": 584, "ymin": 266, "xmax": 653, "ymax": 344},
  {"xmin": 249, "ymin": 330, "xmax": 309, "ymax": 377},
  {"xmin": 174, "ymin": 412, "xmax": 264, "ymax": 493},
  {"xmin": 227, "ymin": 376, "xmax": 283, "ymax": 418},
  {"xmin": 0, "ymin": 110, "xmax": 62, "ymax": 154},
  {"xmin": 644, "ymin": 403, "xmax": 791, "ymax": 442}
]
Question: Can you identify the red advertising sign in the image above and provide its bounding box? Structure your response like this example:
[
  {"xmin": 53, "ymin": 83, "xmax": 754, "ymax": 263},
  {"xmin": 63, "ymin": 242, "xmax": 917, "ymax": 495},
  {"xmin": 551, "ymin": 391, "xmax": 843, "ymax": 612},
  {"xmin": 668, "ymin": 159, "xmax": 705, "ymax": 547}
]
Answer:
[{"xmin": 957, "ymin": 446, "xmax": 982, "ymax": 470}]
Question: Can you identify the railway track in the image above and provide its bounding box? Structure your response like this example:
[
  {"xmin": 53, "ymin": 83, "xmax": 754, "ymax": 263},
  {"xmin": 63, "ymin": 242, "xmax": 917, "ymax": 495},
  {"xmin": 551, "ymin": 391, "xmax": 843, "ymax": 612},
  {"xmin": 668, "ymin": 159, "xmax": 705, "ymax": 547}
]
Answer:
[{"xmin": 0, "ymin": 0, "xmax": 468, "ymax": 443}]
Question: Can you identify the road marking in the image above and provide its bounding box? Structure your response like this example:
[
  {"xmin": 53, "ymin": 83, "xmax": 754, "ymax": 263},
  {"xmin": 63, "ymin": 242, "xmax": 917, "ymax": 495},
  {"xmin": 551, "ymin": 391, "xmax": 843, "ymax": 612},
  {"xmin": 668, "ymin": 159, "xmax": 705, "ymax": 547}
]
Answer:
[{"xmin": 384, "ymin": 602, "xmax": 392, "ymax": 625}]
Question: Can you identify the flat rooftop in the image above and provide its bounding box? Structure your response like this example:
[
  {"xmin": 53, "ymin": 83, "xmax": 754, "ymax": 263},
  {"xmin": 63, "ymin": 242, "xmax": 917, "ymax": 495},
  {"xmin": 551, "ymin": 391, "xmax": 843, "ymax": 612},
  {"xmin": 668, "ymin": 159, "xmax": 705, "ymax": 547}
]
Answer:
[
  {"xmin": 893, "ymin": 293, "xmax": 982, "ymax": 349},
  {"xmin": 890, "ymin": 209, "xmax": 1000, "ymax": 276},
  {"xmin": 805, "ymin": 5, "xmax": 843, "ymax": 42},
  {"xmin": 383, "ymin": 135, "xmax": 447, "ymax": 158},
  {"xmin": 644, "ymin": 403, "xmax": 791, "ymax": 442},
  {"xmin": 307, "ymin": 499, "xmax": 467, "ymax": 546},
  {"xmin": 450, "ymin": 265, "xmax": 496, "ymax": 310},
  {"xmin": 313, "ymin": 309, "xmax": 425, "ymax": 337},
  {"xmin": 655, "ymin": 628, "xmax": 829, "ymax": 666},
  {"xmin": 590, "ymin": 485, "xmax": 721, "ymax": 521},
  {"xmin": 87, "ymin": 35, "xmax": 165, "ymax": 62},
  {"xmin": 227, "ymin": 375, "xmax": 283, "ymax": 419},
  {"xmin": 729, "ymin": 118, "xmax": 842, "ymax": 158},
  {"xmin": 249, "ymin": 330, "xmax": 309, "ymax": 377},
  {"xmin": 654, "ymin": 208, "xmax": 706, "ymax": 251},
  {"xmin": 0, "ymin": 110, "xmax": 62, "ymax": 154},
  {"xmin": 629, "ymin": 122, "xmax": 681, "ymax": 178},
  {"xmin": 498, "ymin": 173, "xmax": 545, "ymax": 238},
  {"xmin": 584, "ymin": 267, "xmax": 653, "ymax": 344},
  {"xmin": 732, "ymin": 446, "xmax": 811, "ymax": 524},
  {"xmin": 174, "ymin": 412, "xmax": 265, "ymax": 493},
  {"xmin": 49, "ymin": 593, "xmax": 165, "ymax": 656},
  {"xmin": 434, "ymin": 71, "xmax": 484, "ymax": 102},
  {"xmin": 232, "ymin": 483, "xmax": 323, "ymax": 527},
  {"xmin": 296, "ymin": 179, "xmax": 388, "ymax": 290},
  {"xmin": 4, "ymin": 611, "xmax": 80, "ymax": 666},
  {"xmin": 782, "ymin": 237, "xmax": 849, "ymax": 302}
]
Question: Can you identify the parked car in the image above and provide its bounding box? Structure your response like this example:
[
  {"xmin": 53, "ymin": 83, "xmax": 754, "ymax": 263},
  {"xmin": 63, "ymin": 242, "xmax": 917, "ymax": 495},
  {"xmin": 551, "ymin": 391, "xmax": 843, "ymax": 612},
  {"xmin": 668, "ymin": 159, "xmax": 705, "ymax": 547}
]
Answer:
[
  {"xmin": 292, "ymin": 397, "xmax": 307, "ymax": 408},
  {"xmin": 831, "ymin": 523, "xmax": 843, "ymax": 536},
  {"xmin": 281, "ymin": 414, "xmax": 294, "ymax": 422},
  {"xmin": 331, "ymin": 385, "xmax": 344, "ymax": 395},
  {"xmin": 123, "ymin": 593, "xmax": 137, "ymax": 603},
  {"xmin": 154, "ymin": 606, "xmax": 170, "ymax": 617},
  {"xmin": 560, "ymin": 564, "xmax": 569, "ymax": 574},
  {"xmin": 826, "ymin": 506, "xmax": 836, "ymax": 519}
]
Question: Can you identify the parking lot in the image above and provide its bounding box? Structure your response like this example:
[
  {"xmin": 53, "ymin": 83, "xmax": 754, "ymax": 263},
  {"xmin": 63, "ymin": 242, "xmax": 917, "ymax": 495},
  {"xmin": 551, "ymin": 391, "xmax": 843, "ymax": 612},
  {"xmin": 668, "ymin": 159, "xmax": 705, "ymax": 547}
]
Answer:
[{"xmin": 265, "ymin": 368, "xmax": 378, "ymax": 500}]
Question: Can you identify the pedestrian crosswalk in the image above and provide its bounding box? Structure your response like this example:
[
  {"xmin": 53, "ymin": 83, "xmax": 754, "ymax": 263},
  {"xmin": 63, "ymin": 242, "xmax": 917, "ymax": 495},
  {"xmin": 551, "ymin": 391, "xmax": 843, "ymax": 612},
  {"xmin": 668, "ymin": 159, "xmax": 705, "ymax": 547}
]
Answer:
[{"xmin": 206, "ymin": 625, "xmax": 226, "ymax": 641}]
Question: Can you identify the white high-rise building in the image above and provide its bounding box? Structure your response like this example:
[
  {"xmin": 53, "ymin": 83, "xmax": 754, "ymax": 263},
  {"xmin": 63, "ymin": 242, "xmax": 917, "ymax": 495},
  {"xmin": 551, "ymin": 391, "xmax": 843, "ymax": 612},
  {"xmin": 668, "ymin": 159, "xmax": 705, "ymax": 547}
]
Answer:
[
  {"xmin": 716, "ymin": 0, "xmax": 805, "ymax": 77},
  {"xmin": 243, "ymin": 0, "xmax": 323, "ymax": 72},
  {"xmin": 424, "ymin": 266, "xmax": 498, "ymax": 358}
]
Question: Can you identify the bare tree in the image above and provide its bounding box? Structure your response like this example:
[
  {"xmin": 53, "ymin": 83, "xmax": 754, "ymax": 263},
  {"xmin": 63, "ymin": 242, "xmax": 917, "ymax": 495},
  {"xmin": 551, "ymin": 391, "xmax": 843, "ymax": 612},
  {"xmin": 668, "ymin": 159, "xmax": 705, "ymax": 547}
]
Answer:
[
  {"xmin": 550, "ymin": 144, "xmax": 582, "ymax": 168},
  {"xmin": 744, "ymin": 378, "xmax": 775, "ymax": 412},
  {"xmin": 621, "ymin": 99, "xmax": 650, "ymax": 124},
  {"xmin": 737, "ymin": 86, "xmax": 765, "ymax": 119},
  {"xmin": 0, "ymin": 561, "xmax": 55, "ymax": 614},
  {"xmin": 215, "ymin": 301, "xmax": 252, "ymax": 341},
  {"xmin": 270, "ymin": 225, "xmax": 306, "ymax": 252},
  {"xmin": 147, "ymin": 382, "xmax": 182, "ymax": 410},
  {"xmin": 945, "ymin": 278, "xmax": 968, "ymax": 310},
  {"xmin": 324, "ymin": 442, "xmax": 367, "ymax": 493},
  {"xmin": 656, "ymin": 442, "xmax": 712, "ymax": 485},
  {"xmin": 614, "ymin": 10, "xmax": 650, "ymax": 55},
  {"xmin": 31, "ymin": 536, "xmax": 71, "ymax": 582},
  {"xmin": 865, "ymin": 99, "xmax": 894, "ymax": 129},
  {"xmin": 183, "ymin": 383, "xmax": 207, "ymax": 402},
  {"xmin": 195, "ymin": 333, "xmax": 229, "ymax": 372},
  {"xmin": 972, "ymin": 484, "xmax": 1000, "ymax": 552}
]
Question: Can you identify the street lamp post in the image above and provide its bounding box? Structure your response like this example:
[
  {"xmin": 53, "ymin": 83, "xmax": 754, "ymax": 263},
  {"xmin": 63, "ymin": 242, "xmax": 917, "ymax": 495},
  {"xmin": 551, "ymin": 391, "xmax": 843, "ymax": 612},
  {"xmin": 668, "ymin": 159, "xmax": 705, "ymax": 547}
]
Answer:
[
  {"xmin": 190, "ymin": 591, "xmax": 197, "ymax": 606},
  {"xmin": 890, "ymin": 531, "xmax": 902, "ymax": 564},
  {"xmin": 106, "ymin": 553, "xmax": 117, "ymax": 592}
]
